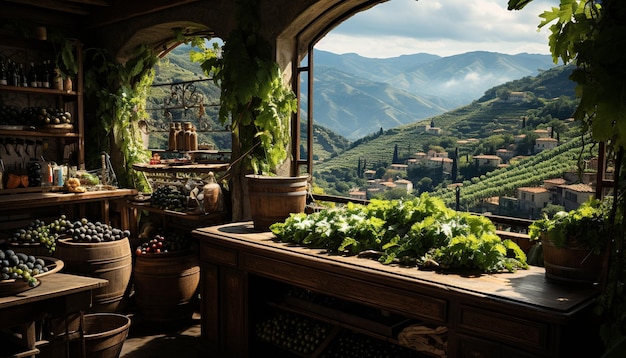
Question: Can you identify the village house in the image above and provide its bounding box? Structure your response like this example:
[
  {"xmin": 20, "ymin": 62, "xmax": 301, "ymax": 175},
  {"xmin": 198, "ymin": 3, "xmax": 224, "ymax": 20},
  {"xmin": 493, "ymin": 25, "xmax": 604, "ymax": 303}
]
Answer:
[
  {"xmin": 517, "ymin": 186, "xmax": 551, "ymax": 218},
  {"xmin": 427, "ymin": 157, "xmax": 454, "ymax": 172},
  {"xmin": 389, "ymin": 163, "xmax": 408, "ymax": 173},
  {"xmin": 473, "ymin": 154, "xmax": 502, "ymax": 168},
  {"xmin": 534, "ymin": 137, "xmax": 558, "ymax": 152},
  {"xmin": 394, "ymin": 179, "xmax": 414, "ymax": 194},
  {"xmin": 555, "ymin": 183, "xmax": 595, "ymax": 211},
  {"xmin": 349, "ymin": 189, "xmax": 367, "ymax": 201},
  {"xmin": 495, "ymin": 148, "xmax": 514, "ymax": 163}
]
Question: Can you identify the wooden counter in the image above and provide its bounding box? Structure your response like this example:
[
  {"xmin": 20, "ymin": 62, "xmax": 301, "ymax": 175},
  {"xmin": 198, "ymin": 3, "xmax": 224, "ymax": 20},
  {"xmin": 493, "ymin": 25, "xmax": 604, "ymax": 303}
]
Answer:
[
  {"xmin": 0, "ymin": 273, "xmax": 108, "ymax": 358},
  {"xmin": 193, "ymin": 221, "xmax": 603, "ymax": 358}
]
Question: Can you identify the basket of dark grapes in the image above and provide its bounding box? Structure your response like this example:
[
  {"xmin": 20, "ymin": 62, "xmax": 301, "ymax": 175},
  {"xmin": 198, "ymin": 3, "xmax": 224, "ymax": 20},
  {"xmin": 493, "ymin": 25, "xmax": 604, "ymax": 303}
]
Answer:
[{"xmin": 0, "ymin": 249, "xmax": 64, "ymax": 296}]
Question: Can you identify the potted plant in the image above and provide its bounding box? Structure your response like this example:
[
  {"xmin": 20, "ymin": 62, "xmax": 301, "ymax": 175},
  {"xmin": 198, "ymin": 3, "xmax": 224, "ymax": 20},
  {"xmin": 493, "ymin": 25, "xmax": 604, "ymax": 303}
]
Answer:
[
  {"xmin": 192, "ymin": 0, "xmax": 307, "ymax": 229},
  {"xmin": 528, "ymin": 198, "xmax": 611, "ymax": 284}
]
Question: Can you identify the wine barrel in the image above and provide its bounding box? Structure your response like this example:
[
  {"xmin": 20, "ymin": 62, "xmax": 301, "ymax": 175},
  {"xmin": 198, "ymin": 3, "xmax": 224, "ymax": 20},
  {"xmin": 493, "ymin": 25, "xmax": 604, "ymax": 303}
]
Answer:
[
  {"xmin": 541, "ymin": 237, "xmax": 605, "ymax": 284},
  {"xmin": 133, "ymin": 250, "xmax": 200, "ymax": 323},
  {"xmin": 55, "ymin": 237, "xmax": 132, "ymax": 312},
  {"xmin": 246, "ymin": 175, "xmax": 309, "ymax": 231}
]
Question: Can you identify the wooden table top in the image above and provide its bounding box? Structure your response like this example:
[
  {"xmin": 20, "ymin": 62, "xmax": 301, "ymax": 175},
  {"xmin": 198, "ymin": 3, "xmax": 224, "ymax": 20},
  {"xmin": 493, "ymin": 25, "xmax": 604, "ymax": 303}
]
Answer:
[
  {"xmin": 0, "ymin": 273, "xmax": 108, "ymax": 309},
  {"xmin": 193, "ymin": 222, "xmax": 601, "ymax": 314},
  {"xmin": 0, "ymin": 188, "xmax": 138, "ymax": 210}
]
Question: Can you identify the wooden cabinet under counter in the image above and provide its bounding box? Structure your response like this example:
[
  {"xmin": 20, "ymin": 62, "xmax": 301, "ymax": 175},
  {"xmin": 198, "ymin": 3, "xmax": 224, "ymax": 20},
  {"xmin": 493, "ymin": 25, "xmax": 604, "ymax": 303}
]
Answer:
[{"xmin": 192, "ymin": 221, "xmax": 603, "ymax": 358}]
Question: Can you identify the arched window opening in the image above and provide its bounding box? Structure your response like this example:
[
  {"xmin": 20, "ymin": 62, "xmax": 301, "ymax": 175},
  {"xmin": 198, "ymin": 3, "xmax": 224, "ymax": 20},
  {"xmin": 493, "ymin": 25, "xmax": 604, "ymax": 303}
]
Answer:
[{"xmin": 142, "ymin": 39, "xmax": 231, "ymax": 165}]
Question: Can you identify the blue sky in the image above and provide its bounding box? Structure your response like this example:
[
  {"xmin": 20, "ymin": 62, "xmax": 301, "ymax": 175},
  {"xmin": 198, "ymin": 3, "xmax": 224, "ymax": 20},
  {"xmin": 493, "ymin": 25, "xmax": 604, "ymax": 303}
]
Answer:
[{"xmin": 315, "ymin": 0, "xmax": 555, "ymax": 58}]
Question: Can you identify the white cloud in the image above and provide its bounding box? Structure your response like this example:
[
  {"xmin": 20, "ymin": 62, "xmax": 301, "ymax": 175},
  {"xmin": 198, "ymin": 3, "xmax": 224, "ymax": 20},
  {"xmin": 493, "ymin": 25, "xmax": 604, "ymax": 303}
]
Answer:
[{"xmin": 315, "ymin": 0, "xmax": 554, "ymax": 58}]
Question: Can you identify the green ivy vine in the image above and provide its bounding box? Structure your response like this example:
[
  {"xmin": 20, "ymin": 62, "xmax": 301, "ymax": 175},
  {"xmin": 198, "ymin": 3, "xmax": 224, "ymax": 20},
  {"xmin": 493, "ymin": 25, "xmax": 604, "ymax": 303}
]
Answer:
[
  {"xmin": 509, "ymin": 0, "xmax": 626, "ymax": 151},
  {"xmin": 190, "ymin": 0, "xmax": 297, "ymax": 175},
  {"xmin": 83, "ymin": 45, "xmax": 158, "ymax": 192},
  {"xmin": 509, "ymin": 0, "xmax": 626, "ymax": 354}
]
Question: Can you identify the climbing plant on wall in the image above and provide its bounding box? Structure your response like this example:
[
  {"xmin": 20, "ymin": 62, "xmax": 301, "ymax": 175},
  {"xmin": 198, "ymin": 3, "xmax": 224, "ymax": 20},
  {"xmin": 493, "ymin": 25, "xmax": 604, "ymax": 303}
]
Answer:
[{"xmin": 84, "ymin": 45, "xmax": 158, "ymax": 192}]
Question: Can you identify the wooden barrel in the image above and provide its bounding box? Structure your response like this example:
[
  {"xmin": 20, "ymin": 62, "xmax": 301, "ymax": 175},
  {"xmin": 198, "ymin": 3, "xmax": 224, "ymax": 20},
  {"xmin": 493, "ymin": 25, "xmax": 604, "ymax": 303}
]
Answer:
[
  {"xmin": 133, "ymin": 250, "xmax": 200, "ymax": 323},
  {"xmin": 541, "ymin": 238, "xmax": 605, "ymax": 284},
  {"xmin": 54, "ymin": 237, "xmax": 132, "ymax": 312},
  {"xmin": 246, "ymin": 175, "xmax": 309, "ymax": 231},
  {"xmin": 8, "ymin": 242, "xmax": 52, "ymax": 257}
]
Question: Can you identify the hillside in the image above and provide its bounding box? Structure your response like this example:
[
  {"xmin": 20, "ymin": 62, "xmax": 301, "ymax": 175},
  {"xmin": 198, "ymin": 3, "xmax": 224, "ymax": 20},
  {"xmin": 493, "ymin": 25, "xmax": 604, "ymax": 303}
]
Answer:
[
  {"xmin": 312, "ymin": 50, "xmax": 557, "ymax": 139},
  {"xmin": 312, "ymin": 64, "xmax": 581, "ymax": 198},
  {"xmin": 430, "ymin": 134, "xmax": 593, "ymax": 209}
]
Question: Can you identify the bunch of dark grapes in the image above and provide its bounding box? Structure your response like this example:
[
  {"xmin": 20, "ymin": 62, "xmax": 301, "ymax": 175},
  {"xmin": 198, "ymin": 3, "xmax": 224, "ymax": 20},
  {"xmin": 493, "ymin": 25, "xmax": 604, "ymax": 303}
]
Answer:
[
  {"xmin": 0, "ymin": 249, "xmax": 49, "ymax": 286},
  {"xmin": 65, "ymin": 218, "xmax": 130, "ymax": 243},
  {"xmin": 135, "ymin": 230, "xmax": 190, "ymax": 255},
  {"xmin": 150, "ymin": 186, "xmax": 188, "ymax": 211}
]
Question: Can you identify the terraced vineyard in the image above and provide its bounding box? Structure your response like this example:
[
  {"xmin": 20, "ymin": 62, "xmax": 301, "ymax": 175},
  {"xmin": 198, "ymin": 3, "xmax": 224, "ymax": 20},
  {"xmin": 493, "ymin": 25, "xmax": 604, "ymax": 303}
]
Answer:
[{"xmin": 431, "ymin": 134, "xmax": 593, "ymax": 209}]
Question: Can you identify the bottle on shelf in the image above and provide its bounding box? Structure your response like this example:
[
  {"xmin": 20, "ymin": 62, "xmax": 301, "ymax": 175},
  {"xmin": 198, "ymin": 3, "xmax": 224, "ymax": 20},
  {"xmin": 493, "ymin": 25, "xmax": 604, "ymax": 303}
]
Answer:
[
  {"xmin": 0, "ymin": 56, "xmax": 7, "ymax": 86},
  {"xmin": 189, "ymin": 125, "xmax": 198, "ymax": 151},
  {"xmin": 176, "ymin": 122, "xmax": 185, "ymax": 151},
  {"xmin": 183, "ymin": 122, "xmax": 193, "ymax": 151},
  {"xmin": 41, "ymin": 60, "xmax": 50, "ymax": 88},
  {"xmin": 9, "ymin": 60, "xmax": 19, "ymax": 86},
  {"xmin": 168, "ymin": 122, "xmax": 177, "ymax": 150},
  {"xmin": 27, "ymin": 62, "xmax": 38, "ymax": 88},
  {"xmin": 19, "ymin": 63, "xmax": 28, "ymax": 87}
]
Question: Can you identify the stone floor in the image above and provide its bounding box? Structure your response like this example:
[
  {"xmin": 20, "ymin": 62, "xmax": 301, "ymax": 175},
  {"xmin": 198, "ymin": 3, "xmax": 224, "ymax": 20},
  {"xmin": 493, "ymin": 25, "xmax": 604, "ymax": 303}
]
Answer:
[{"xmin": 119, "ymin": 309, "xmax": 215, "ymax": 358}]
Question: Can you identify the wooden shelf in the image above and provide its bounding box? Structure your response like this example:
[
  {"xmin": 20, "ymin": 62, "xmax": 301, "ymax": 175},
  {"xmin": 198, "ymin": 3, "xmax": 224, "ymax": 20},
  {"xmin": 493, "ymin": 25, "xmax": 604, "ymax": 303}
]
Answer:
[
  {"xmin": 0, "ymin": 129, "xmax": 79, "ymax": 138},
  {"xmin": 130, "ymin": 201, "xmax": 226, "ymax": 221},
  {"xmin": 132, "ymin": 162, "xmax": 229, "ymax": 174},
  {"xmin": 0, "ymin": 84, "xmax": 78, "ymax": 96}
]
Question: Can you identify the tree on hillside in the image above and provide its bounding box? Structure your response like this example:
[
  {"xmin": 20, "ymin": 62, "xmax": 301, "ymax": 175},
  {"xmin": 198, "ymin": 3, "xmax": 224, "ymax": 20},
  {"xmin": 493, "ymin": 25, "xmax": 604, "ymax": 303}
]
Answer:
[
  {"xmin": 392, "ymin": 144, "xmax": 399, "ymax": 164},
  {"xmin": 452, "ymin": 147, "xmax": 459, "ymax": 182}
]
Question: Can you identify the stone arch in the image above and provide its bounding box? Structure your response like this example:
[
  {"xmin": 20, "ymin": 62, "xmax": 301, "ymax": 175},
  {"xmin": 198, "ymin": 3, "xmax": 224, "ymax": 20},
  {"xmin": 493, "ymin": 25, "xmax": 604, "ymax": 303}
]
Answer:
[{"xmin": 87, "ymin": 2, "xmax": 236, "ymax": 61}]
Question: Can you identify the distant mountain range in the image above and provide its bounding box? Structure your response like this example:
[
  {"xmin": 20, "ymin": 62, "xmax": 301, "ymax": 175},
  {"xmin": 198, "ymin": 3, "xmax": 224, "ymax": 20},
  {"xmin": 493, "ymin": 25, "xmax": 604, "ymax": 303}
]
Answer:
[
  {"xmin": 309, "ymin": 50, "xmax": 558, "ymax": 139},
  {"xmin": 154, "ymin": 45, "xmax": 558, "ymax": 143}
]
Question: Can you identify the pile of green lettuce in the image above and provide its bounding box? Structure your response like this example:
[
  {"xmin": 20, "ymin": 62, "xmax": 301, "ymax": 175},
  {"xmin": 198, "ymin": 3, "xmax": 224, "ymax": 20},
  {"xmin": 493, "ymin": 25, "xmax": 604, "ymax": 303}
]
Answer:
[{"xmin": 270, "ymin": 193, "xmax": 528, "ymax": 273}]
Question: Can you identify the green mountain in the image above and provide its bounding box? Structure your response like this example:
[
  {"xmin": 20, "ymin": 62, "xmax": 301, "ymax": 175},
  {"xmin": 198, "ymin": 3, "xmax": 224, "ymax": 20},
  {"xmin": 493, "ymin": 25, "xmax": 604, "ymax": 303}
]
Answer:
[
  {"xmin": 312, "ymin": 64, "xmax": 582, "ymax": 199},
  {"xmin": 312, "ymin": 50, "xmax": 557, "ymax": 139}
]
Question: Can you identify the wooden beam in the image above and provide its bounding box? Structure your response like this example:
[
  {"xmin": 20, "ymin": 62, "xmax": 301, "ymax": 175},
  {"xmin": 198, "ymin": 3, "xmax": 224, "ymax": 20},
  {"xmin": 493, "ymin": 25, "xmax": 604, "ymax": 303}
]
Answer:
[
  {"xmin": 3, "ymin": 0, "xmax": 91, "ymax": 15},
  {"xmin": 88, "ymin": 0, "xmax": 201, "ymax": 28},
  {"xmin": 62, "ymin": 0, "xmax": 111, "ymax": 6}
]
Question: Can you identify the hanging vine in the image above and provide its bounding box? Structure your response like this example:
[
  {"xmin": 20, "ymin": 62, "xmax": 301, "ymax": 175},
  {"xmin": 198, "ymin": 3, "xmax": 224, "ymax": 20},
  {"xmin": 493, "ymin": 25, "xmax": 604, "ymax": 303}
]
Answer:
[
  {"xmin": 190, "ymin": 0, "xmax": 297, "ymax": 175},
  {"xmin": 83, "ymin": 44, "xmax": 158, "ymax": 192}
]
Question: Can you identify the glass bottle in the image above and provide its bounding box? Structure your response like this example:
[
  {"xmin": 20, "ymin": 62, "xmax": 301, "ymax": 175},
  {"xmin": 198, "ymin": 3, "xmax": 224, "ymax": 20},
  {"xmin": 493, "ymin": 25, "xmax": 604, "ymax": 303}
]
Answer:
[
  {"xmin": 168, "ymin": 122, "xmax": 177, "ymax": 150},
  {"xmin": 0, "ymin": 56, "xmax": 7, "ymax": 85},
  {"xmin": 19, "ymin": 63, "xmax": 28, "ymax": 87},
  {"xmin": 42, "ymin": 60, "xmax": 54, "ymax": 88},
  {"xmin": 8, "ymin": 60, "xmax": 18, "ymax": 86},
  {"xmin": 27, "ymin": 62, "xmax": 38, "ymax": 88},
  {"xmin": 41, "ymin": 60, "xmax": 50, "ymax": 88},
  {"xmin": 175, "ymin": 122, "xmax": 185, "ymax": 151},
  {"xmin": 183, "ymin": 122, "xmax": 193, "ymax": 151},
  {"xmin": 189, "ymin": 125, "xmax": 198, "ymax": 151}
]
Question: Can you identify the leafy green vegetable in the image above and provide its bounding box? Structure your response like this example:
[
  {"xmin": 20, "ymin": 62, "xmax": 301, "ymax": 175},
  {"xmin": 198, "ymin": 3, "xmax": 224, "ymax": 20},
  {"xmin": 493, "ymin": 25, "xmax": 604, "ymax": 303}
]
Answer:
[
  {"xmin": 270, "ymin": 193, "xmax": 528, "ymax": 273},
  {"xmin": 528, "ymin": 198, "xmax": 611, "ymax": 254}
]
